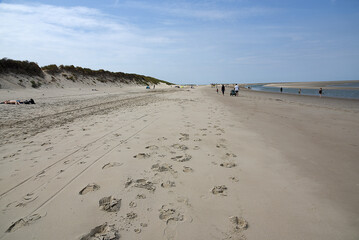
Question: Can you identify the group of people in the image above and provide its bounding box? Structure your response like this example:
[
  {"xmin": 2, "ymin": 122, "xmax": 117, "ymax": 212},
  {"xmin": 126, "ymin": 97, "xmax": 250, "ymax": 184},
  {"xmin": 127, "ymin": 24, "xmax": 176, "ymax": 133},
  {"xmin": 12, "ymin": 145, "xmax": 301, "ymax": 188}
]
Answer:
[
  {"xmin": 0, "ymin": 99, "xmax": 35, "ymax": 104},
  {"xmin": 280, "ymin": 87, "xmax": 323, "ymax": 97},
  {"xmin": 216, "ymin": 84, "xmax": 324, "ymax": 97},
  {"xmin": 216, "ymin": 84, "xmax": 239, "ymax": 96}
]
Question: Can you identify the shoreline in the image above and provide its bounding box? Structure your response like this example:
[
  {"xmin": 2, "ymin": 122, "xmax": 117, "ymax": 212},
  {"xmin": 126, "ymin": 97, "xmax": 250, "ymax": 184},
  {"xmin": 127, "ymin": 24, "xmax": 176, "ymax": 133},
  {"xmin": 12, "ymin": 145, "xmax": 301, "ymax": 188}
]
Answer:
[{"xmin": 263, "ymin": 80, "xmax": 359, "ymax": 90}]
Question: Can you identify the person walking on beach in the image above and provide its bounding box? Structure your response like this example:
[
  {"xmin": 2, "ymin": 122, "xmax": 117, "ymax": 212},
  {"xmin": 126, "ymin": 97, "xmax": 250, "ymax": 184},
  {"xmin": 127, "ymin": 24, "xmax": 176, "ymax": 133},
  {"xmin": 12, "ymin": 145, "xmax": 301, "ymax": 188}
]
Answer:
[
  {"xmin": 234, "ymin": 84, "xmax": 239, "ymax": 96},
  {"xmin": 280, "ymin": 87, "xmax": 283, "ymax": 93},
  {"xmin": 298, "ymin": 89, "xmax": 301, "ymax": 95},
  {"xmin": 319, "ymin": 88, "xmax": 323, "ymax": 97},
  {"xmin": 221, "ymin": 84, "xmax": 225, "ymax": 95},
  {"xmin": 216, "ymin": 88, "xmax": 219, "ymax": 94}
]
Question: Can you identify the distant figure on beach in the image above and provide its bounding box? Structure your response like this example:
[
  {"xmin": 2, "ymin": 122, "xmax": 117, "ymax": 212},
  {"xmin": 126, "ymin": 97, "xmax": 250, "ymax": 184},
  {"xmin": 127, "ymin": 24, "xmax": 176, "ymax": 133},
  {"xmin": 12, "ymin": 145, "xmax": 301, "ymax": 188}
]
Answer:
[
  {"xmin": 1, "ymin": 98, "xmax": 35, "ymax": 104},
  {"xmin": 319, "ymin": 88, "xmax": 323, "ymax": 97},
  {"xmin": 221, "ymin": 84, "xmax": 225, "ymax": 95},
  {"xmin": 298, "ymin": 89, "xmax": 301, "ymax": 95},
  {"xmin": 280, "ymin": 87, "xmax": 283, "ymax": 93},
  {"xmin": 153, "ymin": 85, "xmax": 155, "ymax": 89},
  {"xmin": 216, "ymin": 88, "xmax": 219, "ymax": 94},
  {"xmin": 234, "ymin": 84, "xmax": 239, "ymax": 96}
]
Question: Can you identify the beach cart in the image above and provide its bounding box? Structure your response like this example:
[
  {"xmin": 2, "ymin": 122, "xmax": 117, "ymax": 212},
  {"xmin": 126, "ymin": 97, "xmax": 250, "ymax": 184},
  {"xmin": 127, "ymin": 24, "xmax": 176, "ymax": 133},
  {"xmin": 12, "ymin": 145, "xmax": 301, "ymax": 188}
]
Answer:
[{"xmin": 230, "ymin": 89, "xmax": 236, "ymax": 96}]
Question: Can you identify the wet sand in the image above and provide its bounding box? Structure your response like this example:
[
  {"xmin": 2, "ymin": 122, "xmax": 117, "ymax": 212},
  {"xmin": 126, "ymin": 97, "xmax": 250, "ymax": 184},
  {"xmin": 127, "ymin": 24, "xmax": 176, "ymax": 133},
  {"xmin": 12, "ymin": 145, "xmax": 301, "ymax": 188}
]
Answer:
[
  {"xmin": 265, "ymin": 80, "xmax": 359, "ymax": 89},
  {"xmin": 0, "ymin": 85, "xmax": 358, "ymax": 239}
]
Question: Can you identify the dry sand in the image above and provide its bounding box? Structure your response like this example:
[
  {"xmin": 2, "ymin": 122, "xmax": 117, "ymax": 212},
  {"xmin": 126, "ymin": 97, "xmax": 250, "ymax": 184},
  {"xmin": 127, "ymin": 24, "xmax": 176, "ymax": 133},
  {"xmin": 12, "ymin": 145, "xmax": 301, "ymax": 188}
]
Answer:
[{"xmin": 0, "ymin": 85, "xmax": 358, "ymax": 239}]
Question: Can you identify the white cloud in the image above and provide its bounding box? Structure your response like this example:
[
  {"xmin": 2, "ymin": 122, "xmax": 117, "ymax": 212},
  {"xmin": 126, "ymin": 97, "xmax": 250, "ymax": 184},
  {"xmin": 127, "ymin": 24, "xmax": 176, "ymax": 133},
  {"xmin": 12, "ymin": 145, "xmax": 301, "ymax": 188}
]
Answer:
[
  {"xmin": 0, "ymin": 3, "xmax": 175, "ymax": 72},
  {"xmin": 117, "ymin": 1, "xmax": 277, "ymax": 21}
]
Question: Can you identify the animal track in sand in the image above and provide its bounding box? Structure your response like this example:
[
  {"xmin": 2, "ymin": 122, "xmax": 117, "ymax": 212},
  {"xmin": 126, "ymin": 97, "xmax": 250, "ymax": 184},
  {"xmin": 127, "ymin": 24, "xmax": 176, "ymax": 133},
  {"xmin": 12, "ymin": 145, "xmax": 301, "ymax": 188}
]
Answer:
[
  {"xmin": 229, "ymin": 176, "xmax": 239, "ymax": 182},
  {"xmin": 157, "ymin": 137, "xmax": 168, "ymax": 141},
  {"xmin": 80, "ymin": 223, "xmax": 120, "ymax": 240},
  {"xmin": 136, "ymin": 194, "xmax": 146, "ymax": 199},
  {"xmin": 102, "ymin": 162, "xmax": 123, "ymax": 169},
  {"xmin": 212, "ymin": 185, "xmax": 228, "ymax": 195},
  {"xmin": 134, "ymin": 179, "xmax": 156, "ymax": 192},
  {"xmin": 6, "ymin": 213, "xmax": 44, "ymax": 233},
  {"xmin": 171, "ymin": 154, "xmax": 192, "ymax": 162},
  {"xmin": 133, "ymin": 153, "xmax": 151, "ymax": 159},
  {"xmin": 171, "ymin": 144, "xmax": 188, "ymax": 151},
  {"xmin": 145, "ymin": 145, "xmax": 159, "ymax": 150},
  {"xmin": 159, "ymin": 205, "xmax": 184, "ymax": 223},
  {"xmin": 79, "ymin": 183, "xmax": 100, "ymax": 195},
  {"xmin": 126, "ymin": 212, "xmax": 138, "ymax": 220},
  {"xmin": 125, "ymin": 178, "xmax": 133, "ymax": 188},
  {"xmin": 216, "ymin": 143, "xmax": 227, "ymax": 149},
  {"xmin": 179, "ymin": 133, "xmax": 189, "ymax": 141},
  {"xmin": 183, "ymin": 166, "xmax": 193, "ymax": 173},
  {"xmin": 129, "ymin": 201, "xmax": 137, "ymax": 208},
  {"xmin": 225, "ymin": 153, "xmax": 237, "ymax": 158},
  {"xmin": 193, "ymin": 146, "xmax": 200, "ymax": 150},
  {"xmin": 220, "ymin": 162, "xmax": 237, "ymax": 168},
  {"xmin": 193, "ymin": 138, "xmax": 202, "ymax": 142},
  {"xmin": 99, "ymin": 196, "xmax": 121, "ymax": 212},
  {"xmin": 161, "ymin": 181, "xmax": 176, "ymax": 188}
]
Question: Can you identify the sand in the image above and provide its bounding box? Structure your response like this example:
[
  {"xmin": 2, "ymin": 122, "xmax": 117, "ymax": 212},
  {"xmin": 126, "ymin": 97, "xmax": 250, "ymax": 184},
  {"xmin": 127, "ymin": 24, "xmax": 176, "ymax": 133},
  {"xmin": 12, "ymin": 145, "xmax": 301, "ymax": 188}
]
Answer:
[
  {"xmin": 264, "ymin": 80, "xmax": 359, "ymax": 89},
  {"xmin": 0, "ymin": 85, "xmax": 358, "ymax": 239}
]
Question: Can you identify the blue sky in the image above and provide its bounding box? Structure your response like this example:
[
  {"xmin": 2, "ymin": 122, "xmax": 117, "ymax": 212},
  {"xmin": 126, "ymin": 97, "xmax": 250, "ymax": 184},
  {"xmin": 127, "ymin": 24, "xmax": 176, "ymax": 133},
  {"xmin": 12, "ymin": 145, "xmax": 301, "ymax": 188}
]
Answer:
[{"xmin": 1, "ymin": 0, "xmax": 358, "ymax": 84}]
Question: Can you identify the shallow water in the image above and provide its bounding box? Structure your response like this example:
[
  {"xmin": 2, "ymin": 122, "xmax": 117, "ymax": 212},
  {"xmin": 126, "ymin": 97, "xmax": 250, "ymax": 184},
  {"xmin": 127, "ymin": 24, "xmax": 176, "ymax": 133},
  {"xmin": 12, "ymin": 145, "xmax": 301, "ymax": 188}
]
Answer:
[{"xmin": 247, "ymin": 84, "xmax": 359, "ymax": 100}]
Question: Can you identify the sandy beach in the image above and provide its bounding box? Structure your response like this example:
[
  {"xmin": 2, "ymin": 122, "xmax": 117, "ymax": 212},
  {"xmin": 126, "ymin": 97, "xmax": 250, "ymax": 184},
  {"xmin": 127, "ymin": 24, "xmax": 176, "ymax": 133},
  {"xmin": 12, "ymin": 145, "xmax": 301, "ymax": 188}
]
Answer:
[
  {"xmin": 0, "ymin": 85, "xmax": 358, "ymax": 240},
  {"xmin": 264, "ymin": 80, "xmax": 359, "ymax": 89}
]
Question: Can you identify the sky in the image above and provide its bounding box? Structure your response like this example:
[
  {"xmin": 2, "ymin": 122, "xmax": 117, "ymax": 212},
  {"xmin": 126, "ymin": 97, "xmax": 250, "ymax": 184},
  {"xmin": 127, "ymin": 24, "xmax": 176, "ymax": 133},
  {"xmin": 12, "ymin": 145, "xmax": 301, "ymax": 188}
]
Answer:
[{"xmin": 0, "ymin": 0, "xmax": 359, "ymax": 84}]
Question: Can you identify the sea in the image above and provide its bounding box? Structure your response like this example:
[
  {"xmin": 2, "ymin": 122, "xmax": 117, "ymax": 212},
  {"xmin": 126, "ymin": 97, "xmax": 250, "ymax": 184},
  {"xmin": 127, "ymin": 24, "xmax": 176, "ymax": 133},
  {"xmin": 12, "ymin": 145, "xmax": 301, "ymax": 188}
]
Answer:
[{"xmin": 247, "ymin": 82, "xmax": 359, "ymax": 100}]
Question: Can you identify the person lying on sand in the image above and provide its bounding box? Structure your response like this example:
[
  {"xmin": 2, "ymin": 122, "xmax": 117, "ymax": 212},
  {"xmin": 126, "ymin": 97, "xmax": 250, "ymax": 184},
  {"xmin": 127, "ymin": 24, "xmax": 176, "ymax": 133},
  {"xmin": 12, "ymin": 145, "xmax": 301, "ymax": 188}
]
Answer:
[{"xmin": 1, "ymin": 99, "xmax": 35, "ymax": 104}]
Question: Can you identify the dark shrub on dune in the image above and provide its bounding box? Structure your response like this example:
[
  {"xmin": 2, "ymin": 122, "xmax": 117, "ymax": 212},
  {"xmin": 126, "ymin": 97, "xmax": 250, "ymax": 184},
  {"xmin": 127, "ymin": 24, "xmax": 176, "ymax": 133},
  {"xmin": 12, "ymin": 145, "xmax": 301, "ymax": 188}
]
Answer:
[{"xmin": 0, "ymin": 58, "xmax": 43, "ymax": 77}]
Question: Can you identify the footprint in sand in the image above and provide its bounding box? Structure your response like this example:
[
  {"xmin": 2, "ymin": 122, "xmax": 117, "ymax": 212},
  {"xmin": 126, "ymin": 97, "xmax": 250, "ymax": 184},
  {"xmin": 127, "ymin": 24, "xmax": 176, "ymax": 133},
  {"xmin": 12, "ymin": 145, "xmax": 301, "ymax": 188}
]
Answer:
[
  {"xmin": 161, "ymin": 181, "xmax": 176, "ymax": 188},
  {"xmin": 99, "ymin": 196, "xmax": 121, "ymax": 212},
  {"xmin": 79, "ymin": 183, "xmax": 100, "ymax": 195},
  {"xmin": 183, "ymin": 166, "xmax": 193, "ymax": 173},
  {"xmin": 151, "ymin": 163, "xmax": 174, "ymax": 172},
  {"xmin": 171, "ymin": 144, "xmax": 188, "ymax": 151},
  {"xmin": 145, "ymin": 145, "xmax": 159, "ymax": 150},
  {"xmin": 220, "ymin": 162, "xmax": 237, "ymax": 168},
  {"xmin": 229, "ymin": 216, "xmax": 248, "ymax": 230},
  {"xmin": 159, "ymin": 205, "xmax": 184, "ymax": 223},
  {"xmin": 134, "ymin": 179, "xmax": 156, "ymax": 192},
  {"xmin": 102, "ymin": 162, "xmax": 123, "ymax": 169},
  {"xmin": 6, "ymin": 213, "xmax": 44, "ymax": 233},
  {"xmin": 80, "ymin": 223, "xmax": 120, "ymax": 240},
  {"xmin": 212, "ymin": 185, "xmax": 228, "ymax": 195},
  {"xmin": 193, "ymin": 146, "xmax": 200, "ymax": 150},
  {"xmin": 171, "ymin": 154, "xmax": 192, "ymax": 162},
  {"xmin": 179, "ymin": 133, "xmax": 189, "ymax": 141},
  {"xmin": 133, "ymin": 153, "xmax": 151, "ymax": 159},
  {"xmin": 9, "ymin": 193, "xmax": 39, "ymax": 208}
]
